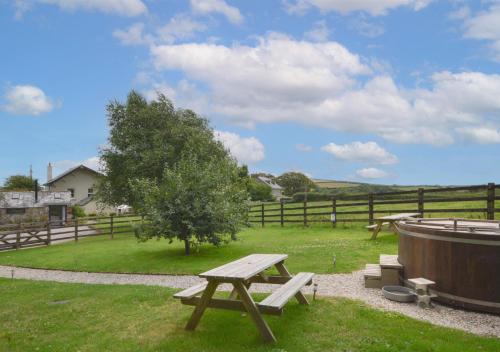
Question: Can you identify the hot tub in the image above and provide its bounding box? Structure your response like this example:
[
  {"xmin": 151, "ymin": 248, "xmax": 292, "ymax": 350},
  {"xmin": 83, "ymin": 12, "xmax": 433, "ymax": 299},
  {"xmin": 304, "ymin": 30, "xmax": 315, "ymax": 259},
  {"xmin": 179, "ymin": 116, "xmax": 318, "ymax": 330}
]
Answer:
[{"xmin": 395, "ymin": 219, "xmax": 500, "ymax": 314}]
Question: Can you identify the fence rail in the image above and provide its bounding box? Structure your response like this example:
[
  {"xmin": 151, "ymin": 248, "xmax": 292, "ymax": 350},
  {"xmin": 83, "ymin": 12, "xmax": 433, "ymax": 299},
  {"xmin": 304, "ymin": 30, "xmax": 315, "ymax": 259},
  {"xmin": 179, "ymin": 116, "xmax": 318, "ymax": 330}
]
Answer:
[
  {"xmin": 0, "ymin": 214, "xmax": 141, "ymax": 251},
  {"xmin": 249, "ymin": 183, "xmax": 499, "ymax": 227}
]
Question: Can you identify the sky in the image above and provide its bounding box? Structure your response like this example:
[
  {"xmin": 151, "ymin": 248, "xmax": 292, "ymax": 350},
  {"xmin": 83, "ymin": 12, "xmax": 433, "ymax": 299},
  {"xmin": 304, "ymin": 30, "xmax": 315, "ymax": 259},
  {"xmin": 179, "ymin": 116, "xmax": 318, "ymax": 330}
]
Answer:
[{"xmin": 1, "ymin": 0, "xmax": 500, "ymax": 186}]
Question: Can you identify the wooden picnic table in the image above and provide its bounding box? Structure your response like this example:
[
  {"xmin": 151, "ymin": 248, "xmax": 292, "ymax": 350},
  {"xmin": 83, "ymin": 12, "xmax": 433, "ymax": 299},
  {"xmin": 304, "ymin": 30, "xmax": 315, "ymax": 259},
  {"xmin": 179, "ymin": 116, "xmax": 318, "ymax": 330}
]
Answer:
[
  {"xmin": 368, "ymin": 212, "xmax": 421, "ymax": 240},
  {"xmin": 174, "ymin": 254, "xmax": 314, "ymax": 343}
]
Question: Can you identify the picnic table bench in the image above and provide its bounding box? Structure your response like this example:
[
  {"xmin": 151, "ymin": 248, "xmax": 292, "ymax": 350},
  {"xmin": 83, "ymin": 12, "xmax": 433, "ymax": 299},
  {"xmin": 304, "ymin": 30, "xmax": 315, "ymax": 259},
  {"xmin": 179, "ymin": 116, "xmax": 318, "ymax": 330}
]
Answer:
[
  {"xmin": 174, "ymin": 254, "xmax": 314, "ymax": 343},
  {"xmin": 367, "ymin": 212, "xmax": 421, "ymax": 240}
]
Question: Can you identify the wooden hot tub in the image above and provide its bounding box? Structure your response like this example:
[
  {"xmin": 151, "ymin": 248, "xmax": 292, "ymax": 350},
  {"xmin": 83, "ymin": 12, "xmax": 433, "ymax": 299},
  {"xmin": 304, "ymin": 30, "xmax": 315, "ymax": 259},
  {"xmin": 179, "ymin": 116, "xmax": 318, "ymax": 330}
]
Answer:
[{"xmin": 395, "ymin": 219, "xmax": 500, "ymax": 314}]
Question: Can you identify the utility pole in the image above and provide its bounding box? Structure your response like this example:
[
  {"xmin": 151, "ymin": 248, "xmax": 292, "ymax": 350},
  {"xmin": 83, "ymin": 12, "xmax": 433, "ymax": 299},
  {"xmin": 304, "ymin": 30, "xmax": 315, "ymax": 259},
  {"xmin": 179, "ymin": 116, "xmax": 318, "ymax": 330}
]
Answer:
[{"xmin": 29, "ymin": 165, "xmax": 33, "ymax": 180}]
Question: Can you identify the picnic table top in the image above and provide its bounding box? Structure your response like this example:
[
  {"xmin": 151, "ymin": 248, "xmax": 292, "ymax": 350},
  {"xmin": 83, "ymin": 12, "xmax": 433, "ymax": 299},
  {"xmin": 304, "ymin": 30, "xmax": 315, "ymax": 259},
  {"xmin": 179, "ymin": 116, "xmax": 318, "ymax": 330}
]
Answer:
[
  {"xmin": 377, "ymin": 213, "xmax": 420, "ymax": 221},
  {"xmin": 199, "ymin": 253, "xmax": 288, "ymax": 281}
]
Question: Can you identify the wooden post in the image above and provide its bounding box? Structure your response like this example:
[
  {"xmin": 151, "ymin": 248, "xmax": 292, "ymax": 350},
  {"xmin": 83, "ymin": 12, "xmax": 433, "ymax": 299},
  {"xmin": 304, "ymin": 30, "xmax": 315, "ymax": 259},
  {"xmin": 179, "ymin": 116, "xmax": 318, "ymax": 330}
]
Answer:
[
  {"xmin": 261, "ymin": 203, "xmax": 265, "ymax": 227},
  {"xmin": 332, "ymin": 198, "xmax": 337, "ymax": 228},
  {"xmin": 418, "ymin": 188, "xmax": 424, "ymax": 218},
  {"xmin": 46, "ymin": 221, "xmax": 51, "ymax": 245},
  {"xmin": 280, "ymin": 200, "xmax": 284, "ymax": 227},
  {"xmin": 487, "ymin": 183, "xmax": 495, "ymax": 220},
  {"xmin": 368, "ymin": 194, "xmax": 374, "ymax": 225},
  {"xmin": 74, "ymin": 218, "xmax": 79, "ymax": 242},
  {"xmin": 303, "ymin": 201, "xmax": 308, "ymax": 227},
  {"xmin": 15, "ymin": 230, "xmax": 20, "ymax": 250},
  {"xmin": 110, "ymin": 214, "xmax": 114, "ymax": 239}
]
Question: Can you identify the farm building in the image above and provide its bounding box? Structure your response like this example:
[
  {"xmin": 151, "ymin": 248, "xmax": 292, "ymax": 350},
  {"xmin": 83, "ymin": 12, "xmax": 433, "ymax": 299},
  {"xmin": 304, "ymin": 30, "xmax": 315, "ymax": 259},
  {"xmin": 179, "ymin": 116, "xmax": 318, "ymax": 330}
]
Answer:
[{"xmin": 0, "ymin": 190, "xmax": 71, "ymax": 224}]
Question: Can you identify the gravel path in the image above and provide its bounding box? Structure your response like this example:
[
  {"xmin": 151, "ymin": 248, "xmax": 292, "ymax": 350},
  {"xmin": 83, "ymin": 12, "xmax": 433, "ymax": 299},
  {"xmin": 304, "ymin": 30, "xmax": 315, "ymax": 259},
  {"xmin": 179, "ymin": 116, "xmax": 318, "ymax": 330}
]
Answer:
[{"xmin": 1, "ymin": 265, "xmax": 499, "ymax": 338}]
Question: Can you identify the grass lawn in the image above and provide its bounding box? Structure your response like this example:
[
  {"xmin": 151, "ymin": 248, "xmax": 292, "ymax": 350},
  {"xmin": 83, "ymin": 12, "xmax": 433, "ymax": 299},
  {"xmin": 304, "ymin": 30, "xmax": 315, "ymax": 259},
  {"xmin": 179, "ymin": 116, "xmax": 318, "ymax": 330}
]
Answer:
[
  {"xmin": 1, "ymin": 278, "xmax": 498, "ymax": 351},
  {"xmin": 0, "ymin": 224, "xmax": 396, "ymax": 275}
]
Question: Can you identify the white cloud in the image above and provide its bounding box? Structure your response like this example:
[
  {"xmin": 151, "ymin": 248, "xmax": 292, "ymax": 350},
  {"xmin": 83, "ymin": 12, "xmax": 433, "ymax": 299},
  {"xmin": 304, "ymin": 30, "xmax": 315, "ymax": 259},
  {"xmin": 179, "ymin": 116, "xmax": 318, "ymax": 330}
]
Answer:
[
  {"xmin": 15, "ymin": 0, "xmax": 147, "ymax": 18},
  {"xmin": 284, "ymin": 0, "xmax": 433, "ymax": 16},
  {"xmin": 356, "ymin": 167, "xmax": 390, "ymax": 179},
  {"xmin": 461, "ymin": 4, "xmax": 500, "ymax": 61},
  {"xmin": 304, "ymin": 20, "xmax": 330, "ymax": 42},
  {"xmin": 321, "ymin": 141, "xmax": 398, "ymax": 164},
  {"xmin": 113, "ymin": 23, "xmax": 148, "ymax": 46},
  {"xmin": 350, "ymin": 15, "xmax": 385, "ymax": 37},
  {"xmin": 457, "ymin": 127, "xmax": 500, "ymax": 144},
  {"xmin": 114, "ymin": 15, "xmax": 207, "ymax": 47},
  {"xmin": 156, "ymin": 14, "xmax": 207, "ymax": 43},
  {"xmin": 214, "ymin": 131, "xmax": 265, "ymax": 164},
  {"xmin": 2, "ymin": 85, "xmax": 55, "ymax": 116},
  {"xmin": 143, "ymin": 79, "xmax": 210, "ymax": 115},
  {"xmin": 296, "ymin": 144, "xmax": 313, "ymax": 152},
  {"xmin": 190, "ymin": 0, "xmax": 243, "ymax": 24},
  {"xmin": 52, "ymin": 156, "xmax": 102, "ymax": 174},
  {"xmin": 149, "ymin": 33, "xmax": 500, "ymax": 146}
]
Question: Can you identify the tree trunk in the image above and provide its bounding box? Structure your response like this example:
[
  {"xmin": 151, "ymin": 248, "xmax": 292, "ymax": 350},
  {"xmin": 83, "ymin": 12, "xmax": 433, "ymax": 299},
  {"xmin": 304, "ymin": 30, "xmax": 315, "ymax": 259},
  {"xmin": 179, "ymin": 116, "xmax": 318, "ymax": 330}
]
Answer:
[{"xmin": 184, "ymin": 239, "xmax": 190, "ymax": 256}]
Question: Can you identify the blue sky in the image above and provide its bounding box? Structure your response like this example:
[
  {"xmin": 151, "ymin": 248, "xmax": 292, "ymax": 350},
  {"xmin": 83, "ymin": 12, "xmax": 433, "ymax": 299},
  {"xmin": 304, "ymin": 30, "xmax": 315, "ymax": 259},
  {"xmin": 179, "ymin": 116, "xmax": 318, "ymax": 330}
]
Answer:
[{"xmin": 1, "ymin": 0, "xmax": 500, "ymax": 186}]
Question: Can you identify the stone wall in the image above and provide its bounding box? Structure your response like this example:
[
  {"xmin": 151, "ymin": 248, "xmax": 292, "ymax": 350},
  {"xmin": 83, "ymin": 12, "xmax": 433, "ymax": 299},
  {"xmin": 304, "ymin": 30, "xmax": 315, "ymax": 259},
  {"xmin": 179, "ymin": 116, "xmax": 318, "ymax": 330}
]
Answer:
[{"xmin": 0, "ymin": 207, "xmax": 48, "ymax": 224}]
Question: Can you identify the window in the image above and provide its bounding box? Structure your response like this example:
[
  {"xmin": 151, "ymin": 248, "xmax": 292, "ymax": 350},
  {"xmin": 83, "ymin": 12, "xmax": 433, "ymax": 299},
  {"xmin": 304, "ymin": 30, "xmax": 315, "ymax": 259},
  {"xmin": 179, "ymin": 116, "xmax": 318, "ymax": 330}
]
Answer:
[
  {"xmin": 67, "ymin": 188, "xmax": 75, "ymax": 198},
  {"xmin": 6, "ymin": 208, "xmax": 26, "ymax": 215},
  {"xmin": 88, "ymin": 188, "xmax": 94, "ymax": 197}
]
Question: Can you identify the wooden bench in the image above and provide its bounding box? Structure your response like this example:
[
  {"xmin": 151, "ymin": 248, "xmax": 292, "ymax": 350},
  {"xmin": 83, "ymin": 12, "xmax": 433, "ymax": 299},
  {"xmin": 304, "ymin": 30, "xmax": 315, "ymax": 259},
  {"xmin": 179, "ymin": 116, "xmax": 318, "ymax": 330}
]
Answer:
[
  {"xmin": 173, "ymin": 282, "xmax": 208, "ymax": 299},
  {"xmin": 174, "ymin": 254, "xmax": 315, "ymax": 343},
  {"xmin": 258, "ymin": 272, "xmax": 314, "ymax": 313},
  {"xmin": 369, "ymin": 213, "xmax": 421, "ymax": 240}
]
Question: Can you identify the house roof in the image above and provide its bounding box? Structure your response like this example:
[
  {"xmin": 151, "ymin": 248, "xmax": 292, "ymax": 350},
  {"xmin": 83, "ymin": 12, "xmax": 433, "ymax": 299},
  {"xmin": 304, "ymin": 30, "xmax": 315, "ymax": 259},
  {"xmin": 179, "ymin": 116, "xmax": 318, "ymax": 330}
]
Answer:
[
  {"xmin": 0, "ymin": 191, "xmax": 72, "ymax": 208},
  {"xmin": 45, "ymin": 164, "xmax": 103, "ymax": 186},
  {"xmin": 257, "ymin": 176, "xmax": 283, "ymax": 190}
]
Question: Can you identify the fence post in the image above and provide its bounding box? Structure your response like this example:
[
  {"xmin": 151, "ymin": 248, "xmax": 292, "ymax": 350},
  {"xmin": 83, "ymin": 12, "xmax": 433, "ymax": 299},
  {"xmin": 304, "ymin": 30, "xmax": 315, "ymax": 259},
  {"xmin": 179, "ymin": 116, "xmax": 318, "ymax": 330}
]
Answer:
[
  {"xmin": 303, "ymin": 201, "xmax": 308, "ymax": 227},
  {"xmin": 280, "ymin": 200, "xmax": 284, "ymax": 227},
  {"xmin": 110, "ymin": 213, "xmax": 114, "ymax": 239},
  {"xmin": 487, "ymin": 183, "xmax": 495, "ymax": 220},
  {"xmin": 15, "ymin": 230, "xmax": 20, "ymax": 250},
  {"xmin": 261, "ymin": 203, "xmax": 265, "ymax": 227},
  {"xmin": 368, "ymin": 194, "xmax": 374, "ymax": 225},
  {"xmin": 418, "ymin": 188, "xmax": 424, "ymax": 218},
  {"xmin": 74, "ymin": 218, "xmax": 79, "ymax": 242},
  {"xmin": 46, "ymin": 221, "xmax": 51, "ymax": 245},
  {"xmin": 332, "ymin": 198, "xmax": 337, "ymax": 228}
]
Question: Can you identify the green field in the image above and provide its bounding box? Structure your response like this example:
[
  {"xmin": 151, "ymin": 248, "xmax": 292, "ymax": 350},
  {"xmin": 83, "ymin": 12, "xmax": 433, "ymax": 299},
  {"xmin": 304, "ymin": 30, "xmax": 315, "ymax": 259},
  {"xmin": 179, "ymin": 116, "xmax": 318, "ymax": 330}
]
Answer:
[
  {"xmin": 0, "ymin": 225, "xmax": 396, "ymax": 274},
  {"xmin": 1, "ymin": 278, "xmax": 498, "ymax": 352}
]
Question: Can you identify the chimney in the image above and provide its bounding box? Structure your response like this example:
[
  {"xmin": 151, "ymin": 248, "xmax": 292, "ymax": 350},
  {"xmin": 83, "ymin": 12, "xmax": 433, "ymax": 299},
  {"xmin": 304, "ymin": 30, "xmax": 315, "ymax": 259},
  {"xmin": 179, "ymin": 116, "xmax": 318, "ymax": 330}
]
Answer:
[{"xmin": 47, "ymin": 162, "xmax": 53, "ymax": 182}]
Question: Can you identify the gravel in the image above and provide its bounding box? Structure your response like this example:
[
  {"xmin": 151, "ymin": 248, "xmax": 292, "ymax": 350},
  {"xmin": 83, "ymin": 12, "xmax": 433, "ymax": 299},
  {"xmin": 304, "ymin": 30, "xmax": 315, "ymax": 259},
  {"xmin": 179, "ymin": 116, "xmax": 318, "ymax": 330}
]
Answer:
[{"xmin": 1, "ymin": 265, "xmax": 499, "ymax": 338}]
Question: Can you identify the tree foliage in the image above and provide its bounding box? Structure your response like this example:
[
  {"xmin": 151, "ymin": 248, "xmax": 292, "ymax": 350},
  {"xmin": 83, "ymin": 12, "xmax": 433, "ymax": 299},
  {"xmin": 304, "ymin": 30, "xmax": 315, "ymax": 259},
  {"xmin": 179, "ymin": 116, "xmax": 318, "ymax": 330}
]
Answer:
[
  {"xmin": 98, "ymin": 91, "xmax": 228, "ymax": 206},
  {"xmin": 3, "ymin": 175, "xmax": 38, "ymax": 191},
  {"xmin": 248, "ymin": 178, "xmax": 274, "ymax": 202},
  {"xmin": 276, "ymin": 172, "xmax": 316, "ymax": 196},
  {"xmin": 98, "ymin": 91, "xmax": 249, "ymax": 255},
  {"xmin": 131, "ymin": 152, "xmax": 249, "ymax": 255}
]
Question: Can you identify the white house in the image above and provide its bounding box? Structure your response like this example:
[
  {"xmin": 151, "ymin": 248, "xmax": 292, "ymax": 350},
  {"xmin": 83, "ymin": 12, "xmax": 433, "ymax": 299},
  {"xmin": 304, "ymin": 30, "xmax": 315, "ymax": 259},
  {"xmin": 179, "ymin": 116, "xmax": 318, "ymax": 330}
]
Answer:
[
  {"xmin": 256, "ymin": 176, "xmax": 283, "ymax": 200},
  {"xmin": 45, "ymin": 163, "xmax": 113, "ymax": 215}
]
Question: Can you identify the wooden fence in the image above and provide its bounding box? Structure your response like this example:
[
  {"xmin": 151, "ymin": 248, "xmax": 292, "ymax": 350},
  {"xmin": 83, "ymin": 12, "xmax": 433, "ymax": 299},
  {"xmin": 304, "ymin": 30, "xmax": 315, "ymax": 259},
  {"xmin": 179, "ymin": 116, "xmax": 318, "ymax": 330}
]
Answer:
[
  {"xmin": 0, "ymin": 214, "xmax": 141, "ymax": 251},
  {"xmin": 249, "ymin": 183, "xmax": 500, "ymax": 226}
]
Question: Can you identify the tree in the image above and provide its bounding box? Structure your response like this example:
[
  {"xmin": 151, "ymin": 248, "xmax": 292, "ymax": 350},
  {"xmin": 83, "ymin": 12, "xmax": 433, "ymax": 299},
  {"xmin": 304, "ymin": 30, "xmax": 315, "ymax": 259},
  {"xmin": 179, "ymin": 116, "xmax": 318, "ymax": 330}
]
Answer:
[
  {"xmin": 276, "ymin": 172, "xmax": 316, "ymax": 196},
  {"xmin": 248, "ymin": 178, "xmax": 274, "ymax": 201},
  {"xmin": 3, "ymin": 175, "xmax": 38, "ymax": 191},
  {"xmin": 131, "ymin": 152, "xmax": 249, "ymax": 255},
  {"xmin": 99, "ymin": 91, "xmax": 249, "ymax": 255}
]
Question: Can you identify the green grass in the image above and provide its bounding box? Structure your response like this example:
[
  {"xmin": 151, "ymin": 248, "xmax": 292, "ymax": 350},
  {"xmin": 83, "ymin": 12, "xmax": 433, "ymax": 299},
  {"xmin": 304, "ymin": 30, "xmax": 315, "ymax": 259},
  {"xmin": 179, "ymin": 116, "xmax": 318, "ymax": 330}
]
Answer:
[
  {"xmin": 0, "ymin": 225, "xmax": 397, "ymax": 274},
  {"xmin": 0, "ymin": 278, "xmax": 498, "ymax": 351}
]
